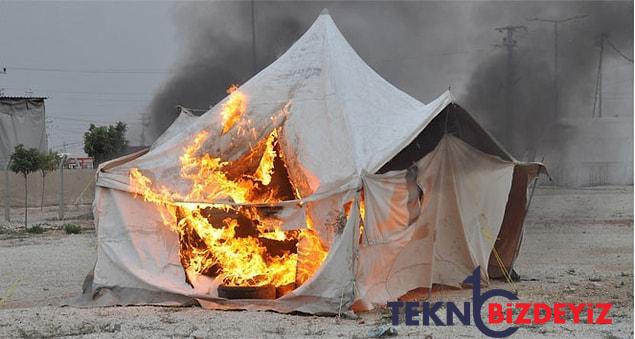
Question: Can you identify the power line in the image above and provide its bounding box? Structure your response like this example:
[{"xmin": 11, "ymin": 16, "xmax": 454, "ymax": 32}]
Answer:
[
  {"xmin": 50, "ymin": 115, "xmax": 143, "ymax": 125},
  {"xmin": 48, "ymin": 96, "xmax": 150, "ymax": 103},
  {"xmin": 3, "ymin": 87, "xmax": 153, "ymax": 96},
  {"xmin": 605, "ymin": 38, "xmax": 634, "ymax": 64},
  {"xmin": 6, "ymin": 66, "xmax": 171, "ymax": 74},
  {"xmin": 50, "ymin": 141, "xmax": 83, "ymax": 149}
]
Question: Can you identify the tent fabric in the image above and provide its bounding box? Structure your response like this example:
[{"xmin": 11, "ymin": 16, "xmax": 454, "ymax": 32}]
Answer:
[
  {"xmin": 93, "ymin": 12, "xmax": 452, "ymax": 198},
  {"xmin": 150, "ymin": 108, "xmax": 198, "ymax": 150},
  {"xmin": 0, "ymin": 97, "xmax": 47, "ymax": 166},
  {"xmin": 355, "ymin": 135, "xmax": 514, "ymax": 309},
  {"xmin": 82, "ymin": 182, "xmax": 361, "ymax": 314},
  {"xmin": 196, "ymin": 193, "xmax": 361, "ymax": 315},
  {"xmin": 488, "ymin": 163, "xmax": 543, "ymax": 279},
  {"xmin": 78, "ymin": 11, "xmax": 541, "ymax": 314}
]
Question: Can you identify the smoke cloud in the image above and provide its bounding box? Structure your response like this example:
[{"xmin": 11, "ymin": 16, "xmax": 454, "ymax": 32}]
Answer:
[
  {"xmin": 146, "ymin": 1, "xmax": 632, "ymax": 164},
  {"xmin": 145, "ymin": 1, "xmax": 472, "ymax": 141},
  {"xmin": 462, "ymin": 1, "xmax": 633, "ymax": 159}
]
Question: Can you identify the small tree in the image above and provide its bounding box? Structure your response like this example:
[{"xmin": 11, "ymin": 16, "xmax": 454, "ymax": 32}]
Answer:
[
  {"xmin": 83, "ymin": 121, "xmax": 128, "ymax": 166},
  {"xmin": 9, "ymin": 145, "xmax": 41, "ymax": 229},
  {"xmin": 38, "ymin": 150, "xmax": 60, "ymax": 211}
]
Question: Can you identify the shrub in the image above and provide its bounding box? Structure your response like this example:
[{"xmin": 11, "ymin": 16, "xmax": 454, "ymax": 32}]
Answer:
[
  {"xmin": 63, "ymin": 223, "xmax": 81, "ymax": 234},
  {"xmin": 26, "ymin": 225, "xmax": 45, "ymax": 234}
]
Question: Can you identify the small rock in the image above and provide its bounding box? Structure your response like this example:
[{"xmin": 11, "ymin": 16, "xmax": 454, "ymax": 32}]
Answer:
[
  {"xmin": 368, "ymin": 324, "xmax": 398, "ymax": 338},
  {"xmin": 567, "ymin": 269, "xmax": 576, "ymax": 275},
  {"xmin": 621, "ymin": 272, "xmax": 628, "ymax": 277},
  {"xmin": 589, "ymin": 277, "xmax": 602, "ymax": 282}
]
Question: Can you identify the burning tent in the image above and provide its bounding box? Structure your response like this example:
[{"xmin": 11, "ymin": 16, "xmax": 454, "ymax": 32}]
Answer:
[{"xmin": 78, "ymin": 10, "xmax": 543, "ymax": 314}]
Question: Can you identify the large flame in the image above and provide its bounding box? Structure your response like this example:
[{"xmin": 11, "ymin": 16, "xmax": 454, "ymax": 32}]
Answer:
[{"xmin": 130, "ymin": 86, "xmax": 328, "ymax": 290}]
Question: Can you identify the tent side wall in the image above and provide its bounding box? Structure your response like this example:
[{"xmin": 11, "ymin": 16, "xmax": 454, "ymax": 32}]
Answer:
[
  {"xmin": 377, "ymin": 103, "xmax": 540, "ymax": 278},
  {"xmin": 487, "ymin": 163, "xmax": 542, "ymax": 279},
  {"xmin": 355, "ymin": 134, "xmax": 515, "ymax": 309}
]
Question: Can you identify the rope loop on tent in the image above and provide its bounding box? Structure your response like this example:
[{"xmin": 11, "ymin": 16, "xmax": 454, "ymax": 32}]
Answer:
[
  {"xmin": 481, "ymin": 227, "xmax": 519, "ymax": 294},
  {"xmin": 491, "ymin": 246, "xmax": 518, "ymax": 295}
]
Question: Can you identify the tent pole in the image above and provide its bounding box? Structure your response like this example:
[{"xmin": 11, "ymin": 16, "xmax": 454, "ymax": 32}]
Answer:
[
  {"xmin": 525, "ymin": 165, "xmax": 542, "ymax": 212},
  {"xmin": 58, "ymin": 154, "xmax": 67, "ymax": 220},
  {"xmin": 4, "ymin": 159, "xmax": 11, "ymax": 222},
  {"xmin": 250, "ymin": 0, "xmax": 257, "ymax": 74}
]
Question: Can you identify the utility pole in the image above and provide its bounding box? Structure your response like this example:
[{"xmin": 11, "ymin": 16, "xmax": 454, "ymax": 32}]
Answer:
[
  {"xmin": 139, "ymin": 112, "xmax": 150, "ymax": 146},
  {"xmin": 250, "ymin": 0, "xmax": 257, "ymax": 75},
  {"xmin": 528, "ymin": 14, "xmax": 587, "ymax": 121},
  {"xmin": 495, "ymin": 25, "xmax": 527, "ymax": 155},
  {"xmin": 0, "ymin": 67, "xmax": 6, "ymax": 96},
  {"xmin": 593, "ymin": 33, "xmax": 607, "ymax": 118}
]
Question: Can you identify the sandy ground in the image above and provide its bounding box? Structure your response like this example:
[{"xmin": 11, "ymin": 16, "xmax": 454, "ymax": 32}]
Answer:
[{"xmin": 0, "ymin": 186, "xmax": 632, "ymax": 338}]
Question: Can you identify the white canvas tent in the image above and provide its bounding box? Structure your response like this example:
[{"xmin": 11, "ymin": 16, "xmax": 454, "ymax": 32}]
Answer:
[{"xmin": 77, "ymin": 11, "xmax": 543, "ymax": 314}]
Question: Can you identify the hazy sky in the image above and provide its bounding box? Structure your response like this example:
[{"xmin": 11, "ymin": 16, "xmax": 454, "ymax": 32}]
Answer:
[
  {"xmin": 0, "ymin": 1, "xmax": 631, "ymax": 156},
  {"xmin": 0, "ymin": 1, "xmax": 177, "ymax": 154}
]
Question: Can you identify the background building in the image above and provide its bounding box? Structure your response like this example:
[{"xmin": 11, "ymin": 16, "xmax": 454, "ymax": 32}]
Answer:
[{"xmin": 0, "ymin": 96, "xmax": 47, "ymax": 166}]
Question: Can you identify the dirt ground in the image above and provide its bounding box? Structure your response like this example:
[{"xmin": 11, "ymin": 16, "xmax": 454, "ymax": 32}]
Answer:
[{"xmin": 0, "ymin": 186, "xmax": 632, "ymax": 338}]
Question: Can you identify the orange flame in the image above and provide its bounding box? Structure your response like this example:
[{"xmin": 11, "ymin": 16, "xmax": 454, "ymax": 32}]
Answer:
[
  {"xmin": 221, "ymin": 85, "xmax": 247, "ymax": 135},
  {"xmin": 129, "ymin": 89, "xmax": 328, "ymax": 290}
]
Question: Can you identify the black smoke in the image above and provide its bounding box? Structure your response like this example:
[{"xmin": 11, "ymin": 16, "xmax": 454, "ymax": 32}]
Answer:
[
  {"xmin": 146, "ymin": 1, "xmax": 633, "ymax": 164},
  {"xmin": 144, "ymin": 1, "xmax": 469, "ymax": 141},
  {"xmin": 145, "ymin": 1, "xmax": 306, "ymax": 141},
  {"xmin": 463, "ymin": 1, "xmax": 633, "ymax": 159}
]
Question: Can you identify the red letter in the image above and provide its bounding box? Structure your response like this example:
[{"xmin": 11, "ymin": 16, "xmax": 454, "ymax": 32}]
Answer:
[
  {"xmin": 595, "ymin": 304, "xmax": 613, "ymax": 325},
  {"xmin": 488, "ymin": 304, "xmax": 504, "ymax": 324},
  {"xmin": 553, "ymin": 303, "xmax": 566, "ymax": 324},
  {"xmin": 533, "ymin": 303, "xmax": 552, "ymax": 324},
  {"xmin": 514, "ymin": 303, "xmax": 531, "ymax": 325},
  {"xmin": 567, "ymin": 304, "xmax": 586, "ymax": 324}
]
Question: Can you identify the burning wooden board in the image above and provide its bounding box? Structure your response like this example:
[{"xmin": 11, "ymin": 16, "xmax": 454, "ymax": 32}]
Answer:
[{"xmin": 176, "ymin": 204, "xmax": 300, "ymax": 298}]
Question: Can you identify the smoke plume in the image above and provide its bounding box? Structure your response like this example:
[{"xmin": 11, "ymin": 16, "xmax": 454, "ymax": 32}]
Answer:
[
  {"xmin": 145, "ymin": 1, "xmax": 471, "ymax": 141},
  {"xmin": 146, "ymin": 1, "xmax": 633, "ymax": 164},
  {"xmin": 462, "ymin": 1, "xmax": 633, "ymax": 159}
]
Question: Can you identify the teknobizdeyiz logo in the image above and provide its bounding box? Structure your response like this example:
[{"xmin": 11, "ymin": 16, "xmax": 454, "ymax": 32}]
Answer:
[{"xmin": 387, "ymin": 267, "xmax": 613, "ymax": 338}]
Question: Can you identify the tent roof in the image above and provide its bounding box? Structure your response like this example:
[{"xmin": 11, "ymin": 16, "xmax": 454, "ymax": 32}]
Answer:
[
  {"xmin": 233, "ymin": 11, "xmax": 453, "ymax": 191},
  {"xmin": 103, "ymin": 11, "xmax": 454, "ymax": 197}
]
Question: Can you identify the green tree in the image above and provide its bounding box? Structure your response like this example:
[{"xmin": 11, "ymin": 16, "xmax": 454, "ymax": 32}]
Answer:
[
  {"xmin": 9, "ymin": 145, "xmax": 41, "ymax": 229},
  {"xmin": 38, "ymin": 150, "xmax": 60, "ymax": 211},
  {"xmin": 83, "ymin": 121, "xmax": 128, "ymax": 166}
]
